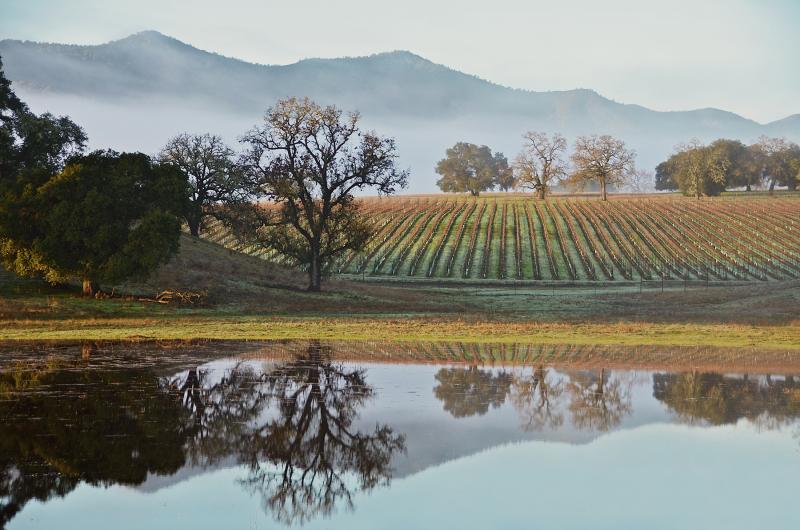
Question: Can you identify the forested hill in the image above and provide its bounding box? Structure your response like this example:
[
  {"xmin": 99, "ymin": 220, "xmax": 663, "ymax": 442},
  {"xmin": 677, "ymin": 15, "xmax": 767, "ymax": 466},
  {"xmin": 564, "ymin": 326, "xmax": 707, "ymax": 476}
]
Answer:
[{"xmin": 1, "ymin": 31, "xmax": 798, "ymax": 192}]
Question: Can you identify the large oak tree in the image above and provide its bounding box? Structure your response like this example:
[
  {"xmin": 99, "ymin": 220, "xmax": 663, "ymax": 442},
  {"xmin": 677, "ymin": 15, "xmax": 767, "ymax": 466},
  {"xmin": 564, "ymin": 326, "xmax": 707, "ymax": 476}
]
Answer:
[
  {"xmin": 514, "ymin": 132, "xmax": 568, "ymax": 199},
  {"xmin": 435, "ymin": 142, "xmax": 509, "ymax": 196},
  {"xmin": 567, "ymin": 135, "xmax": 637, "ymax": 201},
  {"xmin": 234, "ymin": 97, "xmax": 407, "ymax": 291}
]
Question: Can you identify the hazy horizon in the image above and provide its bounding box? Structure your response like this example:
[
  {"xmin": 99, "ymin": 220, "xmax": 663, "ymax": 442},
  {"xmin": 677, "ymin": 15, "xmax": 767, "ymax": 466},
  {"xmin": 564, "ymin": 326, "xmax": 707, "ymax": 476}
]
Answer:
[{"xmin": 2, "ymin": 0, "xmax": 799, "ymax": 123}]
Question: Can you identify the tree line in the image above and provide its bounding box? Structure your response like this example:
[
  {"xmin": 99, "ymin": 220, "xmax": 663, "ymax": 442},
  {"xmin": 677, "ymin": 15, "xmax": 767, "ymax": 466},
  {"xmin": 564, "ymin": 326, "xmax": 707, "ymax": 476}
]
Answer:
[
  {"xmin": 435, "ymin": 133, "xmax": 640, "ymax": 200},
  {"xmin": 435, "ymin": 134, "xmax": 800, "ymax": 199},
  {"xmin": 656, "ymin": 137, "xmax": 800, "ymax": 197},
  {"xmin": 0, "ymin": 58, "xmax": 406, "ymax": 293}
]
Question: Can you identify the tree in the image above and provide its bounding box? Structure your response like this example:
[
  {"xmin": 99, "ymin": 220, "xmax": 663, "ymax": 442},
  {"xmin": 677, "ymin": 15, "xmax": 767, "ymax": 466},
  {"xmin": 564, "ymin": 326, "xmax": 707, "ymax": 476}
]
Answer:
[
  {"xmin": 2, "ymin": 150, "xmax": 187, "ymax": 295},
  {"xmin": 567, "ymin": 135, "xmax": 636, "ymax": 200},
  {"xmin": 513, "ymin": 132, "xmax": 568, "ymax": 199},
  {"xmin": 435, "ymin": 142, "xmax": 508, "ymax": 196},
  {"xmin": 654, "ymin": 160, "xmax": 679, "ymax": 191},
  {"xmin": 710, "ymin": 138, "xmax": 760, "ymax": 191},
  {"xmin": 157, "ymin": 133, "xmax": 241, "ymax": 236},
  {"xmin": 669, "ymin": 140, "xmax": 729, "ymax": 198},
  {"xmin": 234, "ymin": 97, "xmax": 407, "ymax": 291},
  {"xmin": 756, "ymin": 136, "xmax": 800, "ymax": 192},
  {"xmin": 495, "ymin": 155, "xmax": 516, "ymax": 191},
  {"xmin": 0, "ymin": 59, "xmax": 91, "ymax": 289},
  {"xmin": 629, "ymin": 169, "xmax": 654, "ymax": 194}
]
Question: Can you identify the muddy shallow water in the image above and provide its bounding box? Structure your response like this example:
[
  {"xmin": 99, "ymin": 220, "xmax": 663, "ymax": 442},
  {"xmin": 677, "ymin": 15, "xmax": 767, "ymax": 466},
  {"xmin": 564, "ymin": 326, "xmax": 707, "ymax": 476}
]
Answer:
[{"xmin": 1, "ymin": 341, "xmax": 799, "ymax": 529}]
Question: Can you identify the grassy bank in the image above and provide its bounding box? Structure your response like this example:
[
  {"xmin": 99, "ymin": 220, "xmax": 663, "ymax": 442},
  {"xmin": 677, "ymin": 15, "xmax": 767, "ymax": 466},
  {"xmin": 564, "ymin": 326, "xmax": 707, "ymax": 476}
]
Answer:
[
  {"xmin": 2, "ymin": 315, "xmax": 798, "ymax": 349},
  {"xmin": 2, "ymin": 235, "xmax": 798, "ymax": 348}
]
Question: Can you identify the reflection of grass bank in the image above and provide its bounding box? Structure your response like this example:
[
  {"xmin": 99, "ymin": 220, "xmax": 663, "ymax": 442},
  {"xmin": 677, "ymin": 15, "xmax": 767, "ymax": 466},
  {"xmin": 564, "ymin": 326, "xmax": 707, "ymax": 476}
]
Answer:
[{"xmin": 2, "ymin": 316, "xmax": 799, "ymax": 349}]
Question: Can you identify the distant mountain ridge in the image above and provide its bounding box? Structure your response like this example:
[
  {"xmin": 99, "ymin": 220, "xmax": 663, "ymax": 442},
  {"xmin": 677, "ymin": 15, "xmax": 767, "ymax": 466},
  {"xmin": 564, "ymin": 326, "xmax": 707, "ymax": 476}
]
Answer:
[{"xmin": 1, "ymin": 31, "xmax": 797, "ymax": 192}]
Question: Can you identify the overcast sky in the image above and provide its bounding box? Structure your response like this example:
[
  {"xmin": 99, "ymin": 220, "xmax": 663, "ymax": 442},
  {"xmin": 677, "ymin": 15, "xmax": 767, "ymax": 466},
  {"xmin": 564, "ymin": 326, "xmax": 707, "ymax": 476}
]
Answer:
[{"xmin": 2, "ymin": 0, "xmax": 798, "ymax": 123}]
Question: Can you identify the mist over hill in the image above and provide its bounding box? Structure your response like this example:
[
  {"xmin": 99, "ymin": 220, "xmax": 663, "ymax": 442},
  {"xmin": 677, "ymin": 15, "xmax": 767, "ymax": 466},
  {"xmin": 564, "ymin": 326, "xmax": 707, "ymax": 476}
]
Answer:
[{"xmin": 1, "ymin": 30, "xmax": 798, "ymax": 192}]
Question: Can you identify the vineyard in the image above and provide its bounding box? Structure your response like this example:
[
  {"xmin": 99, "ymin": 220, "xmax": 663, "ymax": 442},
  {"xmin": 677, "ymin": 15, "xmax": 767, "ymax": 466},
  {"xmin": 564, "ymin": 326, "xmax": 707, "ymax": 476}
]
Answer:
[{"xmin": 204, "ymin": 195, "xmax": 800, "ymax": 283}]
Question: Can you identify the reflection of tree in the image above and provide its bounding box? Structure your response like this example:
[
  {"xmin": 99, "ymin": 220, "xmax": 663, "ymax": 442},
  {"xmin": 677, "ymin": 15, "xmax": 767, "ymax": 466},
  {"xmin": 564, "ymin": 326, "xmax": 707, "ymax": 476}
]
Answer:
[
  {"xmin": 509, "ymin": 367, "xmax": 565, "ymax": 431},
  {"xmin": 0, "ymin": 364, "xmax": 191, "ymax": 526},
  {"xmin": 653, "ymin": 372, "xmax": 800, "ymax": 427},
  {"xmin": 567, "ymin": 368, "xmax": 633, "ymax": 431},
  {"xmin": 194, "ymin": 343, "xmax": 405, "ymax": 525},
  {"xmin": 434, "ymin": 366, "xmax": 513, "ymax": 418},
  {"xmin": 0, "ymin": 343, "xmax": 404, "ymax": 527}
]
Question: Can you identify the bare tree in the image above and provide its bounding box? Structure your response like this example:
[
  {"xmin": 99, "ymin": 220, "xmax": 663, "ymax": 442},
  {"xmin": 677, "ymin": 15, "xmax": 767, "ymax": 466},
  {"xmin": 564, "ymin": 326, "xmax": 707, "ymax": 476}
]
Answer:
[
  {"xmin": 567, "ymin": 135, "xmax": 637, "ymax": 200},
  {"xmin": 235, "ymin": 97, "xmax": 408, "ymax": 291},
  {"xmin": 513, "ymin": 132, "xmax": 568, "ymax": 199},
  {"xmin": 629, "ymin": 169, "xmax": 654, "ymax": 194},
  {"xmin": 158, "ymin": 133, "xmax": 239, "ymax": 236}
]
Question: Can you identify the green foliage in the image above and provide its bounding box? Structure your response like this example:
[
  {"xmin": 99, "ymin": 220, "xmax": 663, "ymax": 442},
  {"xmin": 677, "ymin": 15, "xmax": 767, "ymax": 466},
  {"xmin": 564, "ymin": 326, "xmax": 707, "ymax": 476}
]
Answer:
[
  {"xmin": 669, "ymin": 141, "xmax": 729, "ymax": 197},
  {"xmin": 756, "ymin": 136, "xmax": 800, "ymax": 191},
  {"xmin": 654, "ymin": 160, "xmax": 678, "ymax": 191},
  {"xmin": 1, "ymin": 150, "xmax": 186, "ymax": 291},
  {"xmin": 659, "ymin": 136, "xmax": 800, "ymax": 195},
  {"xmin": 435, "ymin": 142, "xmax": 509, "ymax": 196}
]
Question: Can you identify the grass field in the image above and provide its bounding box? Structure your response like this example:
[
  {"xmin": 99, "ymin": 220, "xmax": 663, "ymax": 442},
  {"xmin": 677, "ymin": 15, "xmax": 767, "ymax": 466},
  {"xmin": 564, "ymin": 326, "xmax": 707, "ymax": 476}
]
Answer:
[
  {"xmin": 206, "ymin": 193, "xmax": 800, "ymax": 283},
  {"xmin": 2, "ymin": 231, "xmax": 799, "ymax": 347}
]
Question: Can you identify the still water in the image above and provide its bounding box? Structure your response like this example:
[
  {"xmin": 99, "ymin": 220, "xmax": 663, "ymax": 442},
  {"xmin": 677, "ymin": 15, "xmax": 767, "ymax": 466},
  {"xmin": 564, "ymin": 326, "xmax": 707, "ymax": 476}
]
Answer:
[{"xmin": 1, "ymin": 341, "xmax": 799, "ymax": 529}]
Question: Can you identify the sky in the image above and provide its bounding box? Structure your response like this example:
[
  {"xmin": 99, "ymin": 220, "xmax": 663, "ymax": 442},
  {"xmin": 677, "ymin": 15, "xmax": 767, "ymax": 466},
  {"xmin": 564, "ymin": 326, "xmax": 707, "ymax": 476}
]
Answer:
[{"xmin": 1, "ymin": 0, "xmax": 798, "ymax": 123}]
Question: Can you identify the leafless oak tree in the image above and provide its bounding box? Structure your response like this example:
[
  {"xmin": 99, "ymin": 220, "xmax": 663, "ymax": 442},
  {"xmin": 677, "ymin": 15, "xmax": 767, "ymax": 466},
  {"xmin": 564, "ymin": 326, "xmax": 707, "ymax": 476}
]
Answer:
[
  {"xmin": 513, "ymin": 132, "xmax": 568, "ymax": 199},
  {"xmin": 567, "ymin": 134, "xmax": 637, "ymax": 200},
  {"xmin": 235, "ymin": 97, "xmax": 407, "ymax": 291}
]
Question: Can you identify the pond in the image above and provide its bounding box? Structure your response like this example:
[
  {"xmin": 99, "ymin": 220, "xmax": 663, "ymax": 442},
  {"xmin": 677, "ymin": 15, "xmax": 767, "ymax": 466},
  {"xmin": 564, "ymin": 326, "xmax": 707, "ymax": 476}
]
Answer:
[{"xmin": 1, "ymin": 341, "xmax": 799, "ymax": 529}]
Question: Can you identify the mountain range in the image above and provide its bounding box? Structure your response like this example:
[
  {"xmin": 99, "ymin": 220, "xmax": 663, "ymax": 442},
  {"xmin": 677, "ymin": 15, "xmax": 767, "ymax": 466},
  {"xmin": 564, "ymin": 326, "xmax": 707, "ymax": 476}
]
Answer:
[{"xmin": 1, "ymin": 30, "xmax": 798, "ymax": 192}]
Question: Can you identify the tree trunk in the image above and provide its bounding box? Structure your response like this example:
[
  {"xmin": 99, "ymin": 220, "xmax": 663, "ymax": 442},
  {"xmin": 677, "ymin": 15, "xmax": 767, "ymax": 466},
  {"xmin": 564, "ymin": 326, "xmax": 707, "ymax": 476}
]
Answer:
[
  {"xmin": 538, "ymin": 187, "xmax": 546, "ymax": 200},
  {"xmin": 308, "ymin": 252, "xmax": 322, "ymax": 292},
  {"xmin": 188, "ymin": 218, "xmax": 200, "ymax": 237},
  {"xmin": 745, "ymin": 183, "xmax": 751, "ymax": 192},
  {"xmin": 769, "ymin": 178, "xmax": 776, "ymax": 192},
  {"xmin": 601, "ymin": 180, "xmax": 607, "ymax": 201},
  {"xmin": 82, "ymin": 278, "xmax": 98, "ymax": 297}
]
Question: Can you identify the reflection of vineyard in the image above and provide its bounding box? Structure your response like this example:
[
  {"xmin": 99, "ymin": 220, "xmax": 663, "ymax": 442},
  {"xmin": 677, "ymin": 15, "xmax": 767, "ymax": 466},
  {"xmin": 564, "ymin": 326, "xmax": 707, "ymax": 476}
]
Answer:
[
  {"xmin": 204, "ymin": 196, "xmax": 800, "ymax": 282},
  {"xmin": 241, "ymin": 340, "xmax": 800, "ymax": 374}
]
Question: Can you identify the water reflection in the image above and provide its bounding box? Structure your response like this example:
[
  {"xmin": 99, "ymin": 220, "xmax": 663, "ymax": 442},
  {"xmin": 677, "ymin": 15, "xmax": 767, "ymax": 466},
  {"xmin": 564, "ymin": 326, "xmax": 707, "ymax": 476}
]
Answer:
[
  {"xmin": 433, "ymin": 367, "xmax": 512, "ymax": 417},
  {"xmin": 0, "ymin": 342, "xmax": 405, "ymax": 527},
  {"xmin": 509, "ymin": 367, "xmax": 565, "ymax": 431},
  {"xmin": 174, "ymin": 342, "xmax": 405, "ymax": 525},
  {"xmin": 654, "ymin": 372, "xmax": 800, "ymax": 427},
  {"xmin": 433, "ymin": 366, "xmax": 634, "ymax": 432},
  {"xmin": 0, "ymin": 362, "xmax": 192, "ymax": 526},
  {"xmin": 1, "ymin": 342, "xmax": 800, "ymax": 529}
]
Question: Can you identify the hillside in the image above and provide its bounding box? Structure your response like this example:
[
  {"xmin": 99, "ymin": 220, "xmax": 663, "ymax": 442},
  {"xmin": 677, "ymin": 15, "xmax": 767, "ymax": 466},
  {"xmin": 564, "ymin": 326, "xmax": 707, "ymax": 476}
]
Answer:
[
  {"xmin": 1, "ymin": 31, "xmax": 798, "ymax": 192},
  {"xmin": 205, "ymin": 194, "xmax": 800, "ymax": 283}
]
